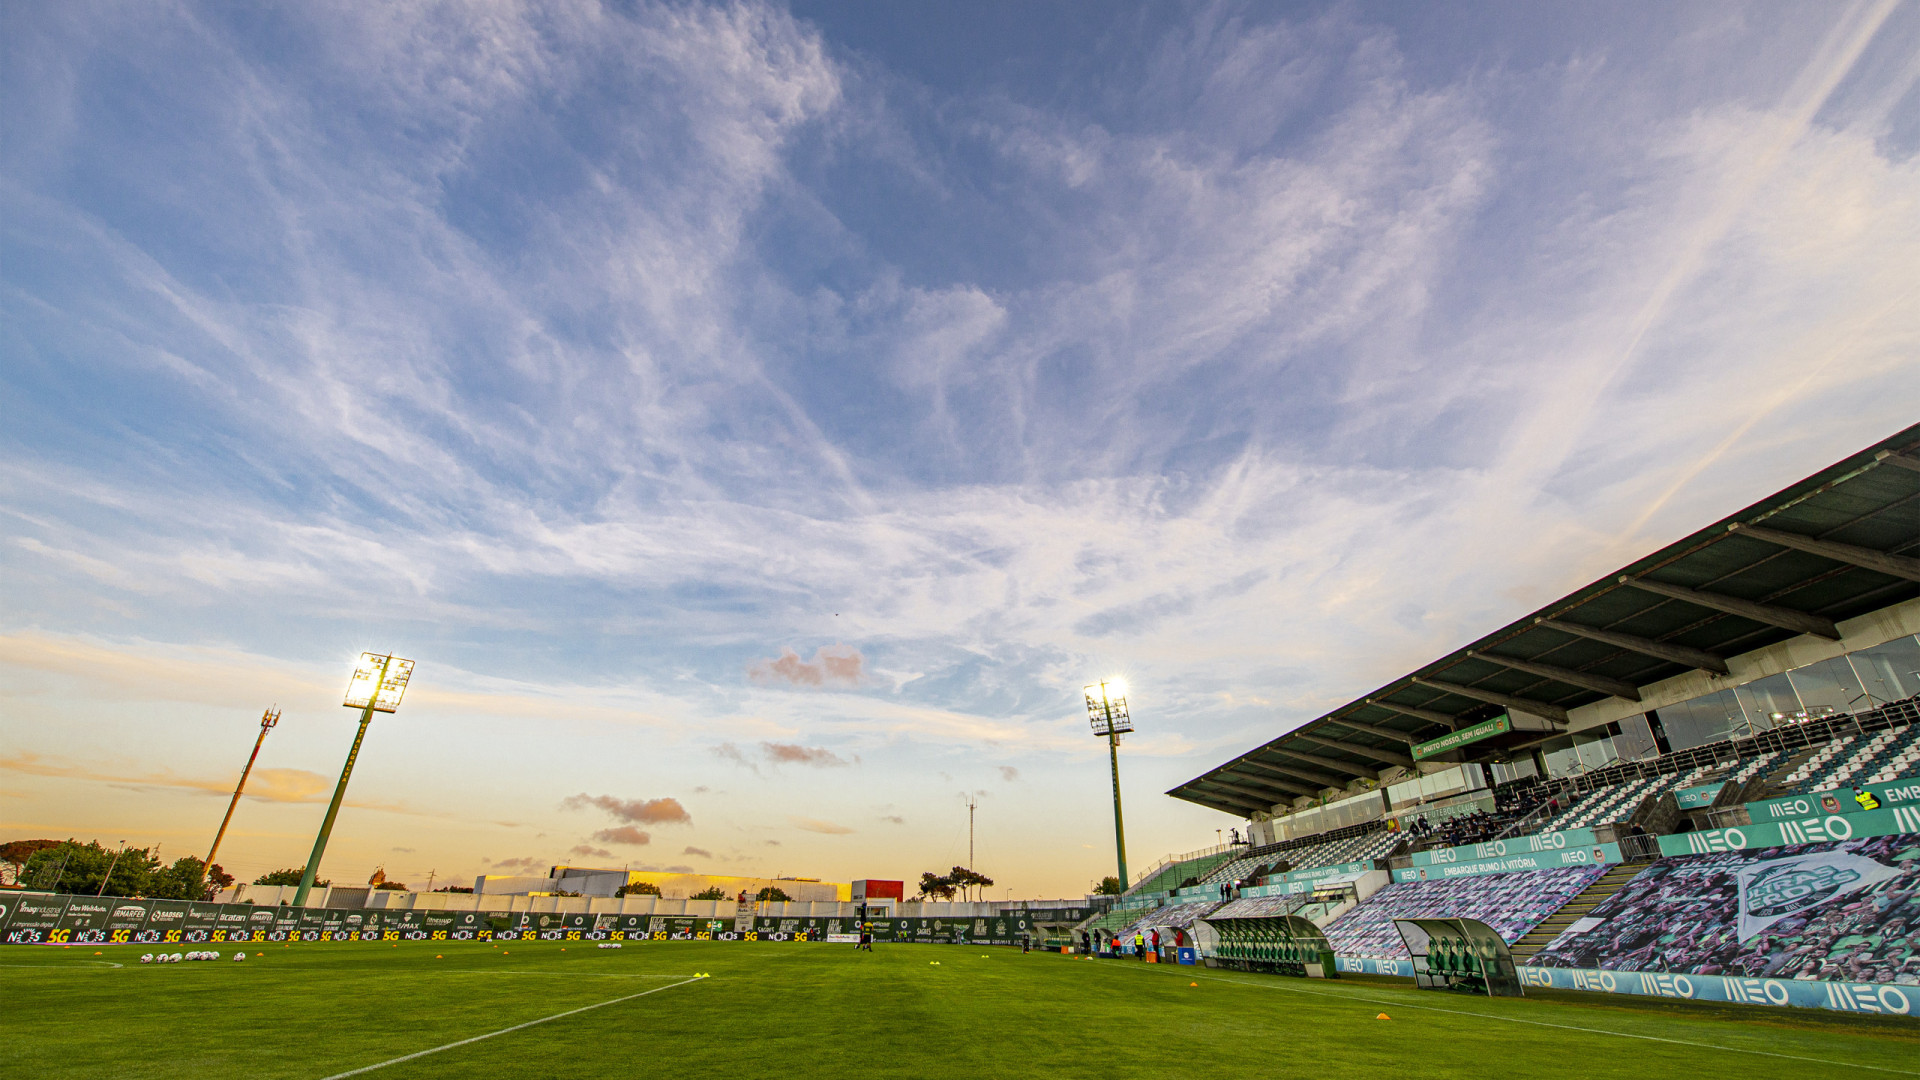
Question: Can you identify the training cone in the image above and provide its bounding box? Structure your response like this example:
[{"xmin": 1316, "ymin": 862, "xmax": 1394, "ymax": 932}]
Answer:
[
  {"xmin": 1190, "ymin": 982, "xmax": 1198, "ymax": 987},
  {"xmin": 436, "ymin": 955, "xmax": 443, "ymax": 959},
  {"xmin": 1376, "ymin": 1013, "xmax": 1391, "ymax": 1020}
]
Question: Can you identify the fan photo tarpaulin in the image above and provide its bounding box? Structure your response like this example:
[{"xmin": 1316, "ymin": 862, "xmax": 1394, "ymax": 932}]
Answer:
[{"xmin": 1735, "ymin": 849, "xmax": 1903, "ymax": 942}]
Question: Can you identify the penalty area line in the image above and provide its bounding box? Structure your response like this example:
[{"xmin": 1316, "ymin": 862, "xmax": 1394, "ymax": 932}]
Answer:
[
  {"xmin": 1163, "ymin": 969, "xmax": 1920, "ymax": 1077},
  {"xmin": 316, "ymin": 975, "xmax": 703, "ymax": 1079}
]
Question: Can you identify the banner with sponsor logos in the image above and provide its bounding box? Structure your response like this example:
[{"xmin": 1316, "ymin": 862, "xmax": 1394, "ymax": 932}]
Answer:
[
  {"xmin": 1334, "ymin": 956, "xmax": 1412, "ymax": 977},
  {"xmin": 1516, "ymin": 964, "xmax": 1914, "ymax": 1016},
  {"xmin": 1747, "ymin": 775, "xmax": 1920, "ymax": 823},
  {"xmin": 1673, "ymin": 783, "xmax": 1726, "ymax": 809},
  {"xmin": 1409, "ymin": 827, "xmax": 1602, "ymax": 868},
  {"xmin": 1658, "ymin": 804, "xmax": 1920, "ymax": 855},
  {"xmin": 1394, "ymin": 843, "xmax": 1621, "ymax": 882},
  {"xmin": 4, "ymin": 895, "xmax": 1055, "ymax": 948},
  {"xmin": 1412, "ymin": 714, "xmax": 1512, "ymax": 761},
  {"xmin": 1235, "ymin": 861, "xmax": 1382, "ymax": 899}
]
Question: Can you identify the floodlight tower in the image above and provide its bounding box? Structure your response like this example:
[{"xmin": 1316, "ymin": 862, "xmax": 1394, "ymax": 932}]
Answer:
[
  {"xmin": 293, "ymin": 653, "xmax": 414, "ymax": 908},
  {"xmin": 206, "ymin": 707, "xmax": 281, "ymax": 871},
  {"xmin": 1085, "ymin": 679, "xmax": 1133, "ymax": 890}
]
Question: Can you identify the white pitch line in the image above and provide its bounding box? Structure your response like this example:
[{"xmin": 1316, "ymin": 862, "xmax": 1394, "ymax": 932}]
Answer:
[
  {"xmin": 424, "ymin": 971, "xmax": 701, "ymax": 978},
  {"xmin": 316, "ymin": 975, "xmax": 703, "ymax": 1079},
  {"xmin": 1154, "ymin": 967, "xmax": 1920, "ymax": 1076}
]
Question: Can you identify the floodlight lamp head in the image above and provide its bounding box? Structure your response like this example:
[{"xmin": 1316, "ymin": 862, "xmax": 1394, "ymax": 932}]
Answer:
[
  {"xmin": 261, "ymin": 707, "xmax": 281, "ymax": 730},
  {"xmin": 343, "ymin": 652, "xmax": 415, "ymax": 713},
  {"xmin": 1084, "ymin": 682, "xmax": 1133, "ymax": 738}
]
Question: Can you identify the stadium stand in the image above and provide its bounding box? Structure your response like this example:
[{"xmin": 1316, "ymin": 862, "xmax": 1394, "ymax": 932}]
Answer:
[
  {"xmin": 1780, "ymin": 721, "xmax": 1920, "ymax": 790},
  {"xmin": 1529, "ymin": 834, "xmax": 1920, "ymax": 984},
  {"xmin": 1320, "ymin": 865, "xmax": 1609, "ymax": 960},
  {"xmin": 1121, "ymin": 846, "xmax": 1242, "ymax": 898},
  {"xmin": 1252, "ymin": 825, "xmax": 1402, "ymax": 882}
]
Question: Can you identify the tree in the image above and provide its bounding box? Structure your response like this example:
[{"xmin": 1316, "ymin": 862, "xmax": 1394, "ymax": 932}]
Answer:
[
  {"xmin": 147, "ymin": 856, "xmax": 210, "ymax": 901},
  {"xmin": 1093, "ymin": 876, "xmax": 1124, "ymax": 896},
  {"xmin": 947, "ymin": 866, "xmax": 993, "ymax": 902},
  {"xmin": 616, "ymin": 881, "xmax": 661, "ymax": 897},
  {"xmin": 0, "ymin": 839, "xmax": 61, "ymax": 885},
  {"xmin": 374, "ymin": 882, "xmax": 408, "ymax": 891},
  {"xmin": 917, "ymin": 871, "xmax": 955, "ymax": 900},
  {"xmin": 253, "ymin": 868, "xmax": 326, "ymax": 887},
  {"xmin": 21, "ymin": 840, "xmax": 159, "ymax": 897},
  {"xmin": 689, "ymin": 886, "xmax": 728, "ymax": 901},
  {"xmin": 205, "ymin": 863, "xmax": 235, "ymax": 893},
  {"xmin": 755, "ymin": 886, "xmax": 791, "ymax": 902},
  {"xmin": 432, "ymin": 885, "xmax": 473, "ymax": 893}
]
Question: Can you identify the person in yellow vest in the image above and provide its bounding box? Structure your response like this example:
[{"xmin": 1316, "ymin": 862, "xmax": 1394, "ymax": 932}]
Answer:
[
  {"xmin": 1134, "ymin": 930, "xmax": 1146, "ymax": 959},
  {"xmin": 1855, "ymin": 786, "xmax": 1882, "ymax": 811}
]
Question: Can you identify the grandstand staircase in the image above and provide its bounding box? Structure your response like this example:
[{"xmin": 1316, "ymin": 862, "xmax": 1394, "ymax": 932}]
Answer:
[
  {"xmin": 1508, "ymin": 863, "xmax": 1640, "ymax": 964},
  {"xmin": 1746, "ymin": 746, "xmax": 1824, "ymax": 801}
]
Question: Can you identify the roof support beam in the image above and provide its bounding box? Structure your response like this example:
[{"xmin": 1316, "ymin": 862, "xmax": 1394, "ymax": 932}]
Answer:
[
  {"xmin": 1326, "ymin": 716, "xmax": 1422, "ymax": 744},
  {"xmin": 1289, "ymin": 732, "xmax": 1416, "ymax": 769},
  {"xmin": 1196, "ymin": 779, "xmax": 1288, "ymax": 808},
  {"xmin": 1365, "ymin": 698, "xmax": 1464, "ymax": 728},
  {"xmin": 1465, "ymin": 650, "xmax": 1642, "ymax": 702},
  {"xmin": 1536, "ymin": 618, "xmax": 1730, "ymax": 676},
  {"xmin": 1265, "ymin": 747, "xmax": 1379, "ymax": 780},
  {"xmin": 1236, "ymin": 758, "xmax": 1341, "ymax": 790},
  {"xmin": 1876, "ymin": 450, "xmax": 1920, "ymax": 474},
  {"xmin": 1175, "ymin": 780, "xmax": 1267, "ymax": 807},
  {"xmin": 1410, "ymin": 677, "xmax": 1570, "ymax": 723},
  {"xmin": 1220, "ymin": 763, "xmax": 1316, "ymax": 796},
  {"xmin": 1729, "ymin": 522, "xmax": 1920, "ymax": 584},
  {"xmin": 1620, "ymin": 576, "xmax": 1840, "ymax": 640}
]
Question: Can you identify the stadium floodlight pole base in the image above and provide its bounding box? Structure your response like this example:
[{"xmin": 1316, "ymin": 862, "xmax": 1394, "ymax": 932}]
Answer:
[{"xmin": 293, "ymin": 655, "xmax": 391, "ymax": 908}]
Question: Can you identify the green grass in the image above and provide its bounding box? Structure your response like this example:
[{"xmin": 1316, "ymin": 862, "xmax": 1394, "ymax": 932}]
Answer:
[{"xmin": 6, "ymin": 940, "xmax": 1918, "ymax": 1078}]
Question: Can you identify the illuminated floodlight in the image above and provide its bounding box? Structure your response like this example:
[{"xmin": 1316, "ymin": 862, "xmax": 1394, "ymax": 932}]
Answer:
[
  {"xmin": 1085, "ymin": 680, "xmax": 1133, "ymax": 738},
  {"xmin": 344, "ymin": 653, "xmax": 414, "ymax": 713},
  {"xmin": 297, "ymin": 651, "xmax": 415, "ymax": 908}
]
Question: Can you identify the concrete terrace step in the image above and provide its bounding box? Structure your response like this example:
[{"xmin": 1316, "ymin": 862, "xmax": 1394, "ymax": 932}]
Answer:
[{"xmin": 1509, "ymin": 863, "xmax": 1643, "ymax": 963}]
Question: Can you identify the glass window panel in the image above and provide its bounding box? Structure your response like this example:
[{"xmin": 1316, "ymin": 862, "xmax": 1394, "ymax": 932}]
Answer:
[
  {"xmin": 1574, "ymin": 730, "xmax": 1620, "ymax": 771},
  {"xmin": 1848, "ymin": 635, "xmax": 1920, "ymax": 705},
  {"xmin": 1613, "ymin": 714, "xmax": 1659, "ymax": 761},
  {"xmin": 1539, "ymin": 735, "xmax": 1580, "ymax": 779},
  {"xmin": 1788, "ymin": 656, "xmax": 1870, "ymax": 716},
  {"xmin": 1734, "ymin": 673, "xmax": 1803, "ymax": 724},
  {"xmin": 1659, "ymin": 689, "xmax": 1748, "ymax": 750}
]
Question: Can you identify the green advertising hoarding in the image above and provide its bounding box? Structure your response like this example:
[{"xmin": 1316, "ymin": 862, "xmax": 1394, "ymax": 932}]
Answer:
[
  {"xmin": 1659, "ymin": 803, "xmax": 1920, "ymax": 855},
  {"xmin": 1412, "ymin": 714, "xmax": 1512, "ymax": 760},
  {"xmin": 1747, "ymin": 775, "xmax": 1920, "ymax": 823},
  {"xmin": 1673, "ymin": 782, "xmax": 1727, "ymax": 809},
  {"xmin": 53, "ymin": 896, "xmax": 116, "ymax": 943},
  {"xmin": 2, "ymin": 894, "xmax": 70, "ymax": 943}
]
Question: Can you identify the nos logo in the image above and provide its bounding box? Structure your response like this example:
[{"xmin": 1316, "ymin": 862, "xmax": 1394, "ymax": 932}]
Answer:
[{"xmin": 1747, "ymin": 863, "xmax": 1862, "ymax": 919}]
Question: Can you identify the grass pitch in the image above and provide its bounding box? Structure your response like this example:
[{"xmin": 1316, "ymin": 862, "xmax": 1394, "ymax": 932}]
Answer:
[{"xmin": 6, "ymin": 940, "xmax": 1918, "ymax": 1078}]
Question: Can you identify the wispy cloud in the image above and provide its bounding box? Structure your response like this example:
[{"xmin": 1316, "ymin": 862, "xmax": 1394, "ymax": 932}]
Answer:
[
  {"xmin": 3, "ymin": 0, "xmax": 1917, "ymax": 898},
  {"xmin": 749, "ymin": 645, "xmax": 864, "ymax": 688},
  {"xmin": 590, "ymin": 827, "xmax": 651, "ymax": 847},
  {"xmin": 790, "ymin": 816, "xmax": 854, "ymax": 835},
  {"xmin": 560, "ymin": 794, "xmax": 692, "ymax": 825}
]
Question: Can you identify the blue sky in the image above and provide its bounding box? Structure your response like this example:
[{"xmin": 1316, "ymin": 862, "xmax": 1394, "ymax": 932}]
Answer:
[{"xmin": 4, "ymin": 1, "xmax": 1918, "ymax": 897}]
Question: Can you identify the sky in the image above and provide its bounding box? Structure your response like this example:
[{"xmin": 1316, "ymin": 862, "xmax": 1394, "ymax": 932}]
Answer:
[{"xmin": 3, "ymin": 0, "xmax": 1918, "ymax": 899}]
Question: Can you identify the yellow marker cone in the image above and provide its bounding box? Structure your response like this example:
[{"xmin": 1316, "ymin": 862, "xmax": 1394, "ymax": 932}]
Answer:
[
  {"xmin": 1190, "ymin": 982, "xmax": 1198, "ymax": 987},
  {"xmin": 1376, "ymin": 1013, "xmax": 1391, "ymax": 1020},
  {"xmin": 435, "ymin": 955, "xmax": 443, "ymax": 959}
]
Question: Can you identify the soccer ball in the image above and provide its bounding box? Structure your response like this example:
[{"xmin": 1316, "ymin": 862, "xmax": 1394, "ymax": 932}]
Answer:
[
  {"xmin": 140, "ymin": 954, "xmax": 154, "ymax": 964},
  {"xmin": 209, "ymin": 951, "xmax": 222, "ymax": 960},
  {"xmin": 234, "ymin": 952, "xmax": 247, "ymax": 961},
  {"xmin": 170, "ymin": 953, "xmax": 184, "ymax": 963}
]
